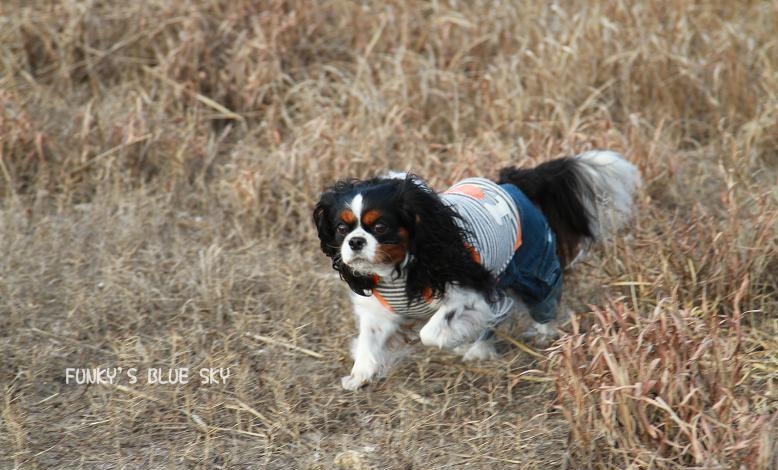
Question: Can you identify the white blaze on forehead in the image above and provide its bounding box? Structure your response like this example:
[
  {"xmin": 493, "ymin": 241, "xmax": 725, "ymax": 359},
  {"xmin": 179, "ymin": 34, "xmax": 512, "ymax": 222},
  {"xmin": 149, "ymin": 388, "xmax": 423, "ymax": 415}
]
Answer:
[
  {"xmin": 348, "ymin": 193, "xmax": 364, "ymax": 227},
  {"xmin": 341, "ymin": 191, "xmax": 394, "ymax": 276}
]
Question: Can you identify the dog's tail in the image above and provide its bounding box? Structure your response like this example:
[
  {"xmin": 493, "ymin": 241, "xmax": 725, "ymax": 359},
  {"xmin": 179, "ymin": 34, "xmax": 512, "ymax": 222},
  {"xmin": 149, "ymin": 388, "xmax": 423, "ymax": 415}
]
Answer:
[{"xmin": 498, "ymin": 150, "xmax": 641, "ymax": 266}]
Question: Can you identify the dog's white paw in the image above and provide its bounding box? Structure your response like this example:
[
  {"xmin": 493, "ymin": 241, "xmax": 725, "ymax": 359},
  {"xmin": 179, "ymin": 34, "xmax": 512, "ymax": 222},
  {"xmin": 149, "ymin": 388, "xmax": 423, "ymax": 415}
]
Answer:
[
  {"xmin": 418, "ymin": 320, "xmax": 443, "ymax": 347},
  {"xmin": 520, "ymin": 321, "xmax": 559, "ymax": 347},
  {"xmin": 341, "ymin": 373, "xmax": 371, "ymax": 391},
  {"xmin": 461, "ymin": 340, "xmax": 497, "ymax": 361},
  {"xmin": 419, "ymin": 318, "xmax": 463, "ymax": 349},
  {"xmin": 420, "ymin": 306, "xmax": 478, "ymax": 349}
]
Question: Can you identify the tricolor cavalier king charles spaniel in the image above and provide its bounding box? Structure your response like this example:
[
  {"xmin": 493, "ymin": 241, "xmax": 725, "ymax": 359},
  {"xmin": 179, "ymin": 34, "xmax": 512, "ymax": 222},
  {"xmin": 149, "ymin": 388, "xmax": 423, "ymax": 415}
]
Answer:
[{"xmin": 314, "ymin": 151, "xmax": 640, "ymax": 390}]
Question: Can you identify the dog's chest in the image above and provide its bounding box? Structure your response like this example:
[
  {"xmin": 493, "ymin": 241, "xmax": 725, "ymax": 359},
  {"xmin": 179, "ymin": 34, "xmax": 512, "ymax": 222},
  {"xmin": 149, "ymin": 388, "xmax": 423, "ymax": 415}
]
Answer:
[
  {"xmin": 372, "ymin": 277, "xmax": 516, "ymax": 326},
  {"xmin": 372, "ymin": 278, "xmax": 441, "ymax": 320}
]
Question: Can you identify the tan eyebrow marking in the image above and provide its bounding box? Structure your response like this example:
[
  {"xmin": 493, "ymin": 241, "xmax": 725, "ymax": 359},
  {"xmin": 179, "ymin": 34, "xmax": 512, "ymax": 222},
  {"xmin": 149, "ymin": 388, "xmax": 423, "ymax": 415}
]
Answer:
[
  {"xmin": 362, "ymin": 209, "xmax": 382, "ymax": 226},
  {"xmin": 340, "ymin": 209, "xmax": 356, "ymax": 225}
]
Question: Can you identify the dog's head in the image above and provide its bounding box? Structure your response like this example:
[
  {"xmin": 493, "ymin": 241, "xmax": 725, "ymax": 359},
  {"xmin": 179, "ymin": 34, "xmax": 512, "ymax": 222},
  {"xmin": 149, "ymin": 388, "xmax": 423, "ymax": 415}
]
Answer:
[
  {"xmin": 313, "ymin": 176, "xmax": 421, "ymax": 287},
  {"xmin": 313, "ymin": 174, "xmax": 493, "ymax": 302}
]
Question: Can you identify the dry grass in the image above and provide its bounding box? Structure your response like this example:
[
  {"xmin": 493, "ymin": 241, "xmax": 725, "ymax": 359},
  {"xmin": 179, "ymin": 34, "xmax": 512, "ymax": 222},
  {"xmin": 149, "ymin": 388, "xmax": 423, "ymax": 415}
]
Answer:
[{"xmin": 0, "ymin": 0, "xmax": 776, "ymax": 468}]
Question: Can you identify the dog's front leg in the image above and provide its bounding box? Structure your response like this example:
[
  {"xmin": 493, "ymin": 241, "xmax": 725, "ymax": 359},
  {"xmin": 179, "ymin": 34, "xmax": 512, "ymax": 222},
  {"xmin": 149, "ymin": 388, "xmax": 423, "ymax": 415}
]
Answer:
[
  {"xmin": 342, "ymin": 294, "xmax": 402, "ymax": 390},
  {"xmin": 418, "ymin": 286, "xmax": 492, "ymax": 350}
]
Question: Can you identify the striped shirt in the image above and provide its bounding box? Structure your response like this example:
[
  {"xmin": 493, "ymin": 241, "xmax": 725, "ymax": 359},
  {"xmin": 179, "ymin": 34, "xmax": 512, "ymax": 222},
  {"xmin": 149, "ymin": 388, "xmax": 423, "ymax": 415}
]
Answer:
[{"xmin": 372, "ymin": 178, "xmax": 521, "ymax": 323}]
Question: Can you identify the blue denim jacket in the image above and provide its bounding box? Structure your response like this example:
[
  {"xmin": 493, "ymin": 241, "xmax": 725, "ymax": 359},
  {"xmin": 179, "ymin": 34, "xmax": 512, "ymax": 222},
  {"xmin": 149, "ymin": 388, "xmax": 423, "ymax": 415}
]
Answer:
[{"xmin": 496, "ymin": 183, "xmax": 563, "ymax": 323}]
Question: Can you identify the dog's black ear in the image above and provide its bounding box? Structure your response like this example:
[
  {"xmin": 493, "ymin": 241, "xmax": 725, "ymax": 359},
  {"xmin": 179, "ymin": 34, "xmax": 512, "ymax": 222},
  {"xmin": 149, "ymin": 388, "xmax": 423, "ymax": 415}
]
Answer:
[
  {"xmin": 313, "ymin": 192, "xmax": 338, "ymax": 259},
  {"xmin": 313, "ymin": 179, "xmax": 358, "ymax": 258},
  {"xmin": 396, "ymin": 176, "xmax": 494, "ymax": 303}
]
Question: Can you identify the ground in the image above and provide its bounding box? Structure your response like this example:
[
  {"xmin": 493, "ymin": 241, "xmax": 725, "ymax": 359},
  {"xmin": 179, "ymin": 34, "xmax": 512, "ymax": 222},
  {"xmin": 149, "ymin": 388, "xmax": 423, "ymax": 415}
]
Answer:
[{"xmin": 0, "ymin": 1, "xmax": 776, "ymax": 469}]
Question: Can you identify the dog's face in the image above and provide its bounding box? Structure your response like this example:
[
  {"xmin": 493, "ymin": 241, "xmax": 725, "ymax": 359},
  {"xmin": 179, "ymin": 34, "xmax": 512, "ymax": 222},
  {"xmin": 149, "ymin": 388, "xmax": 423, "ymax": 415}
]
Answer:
[{"xmin": 314, "ymin": 178, "xmax": 412, "ymax": 278}]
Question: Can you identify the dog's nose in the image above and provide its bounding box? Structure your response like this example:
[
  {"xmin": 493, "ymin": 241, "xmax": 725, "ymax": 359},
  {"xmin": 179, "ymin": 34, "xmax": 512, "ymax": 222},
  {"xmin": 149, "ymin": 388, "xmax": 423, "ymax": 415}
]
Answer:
[{"xmin": 348, "ymin": 237, "xmax": 367, "ymax": 251}]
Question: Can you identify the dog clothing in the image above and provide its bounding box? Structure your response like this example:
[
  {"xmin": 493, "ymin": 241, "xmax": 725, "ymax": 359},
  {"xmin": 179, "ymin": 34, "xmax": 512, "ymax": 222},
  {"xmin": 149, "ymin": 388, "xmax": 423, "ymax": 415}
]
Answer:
[{"xmin": 372, "ymin": 177, "xmax": 562, "ymax": 324}]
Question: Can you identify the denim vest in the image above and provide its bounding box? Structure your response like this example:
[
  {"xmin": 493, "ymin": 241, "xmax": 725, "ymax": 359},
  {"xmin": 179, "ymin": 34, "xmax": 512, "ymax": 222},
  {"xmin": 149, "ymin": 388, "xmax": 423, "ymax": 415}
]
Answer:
[{"xmin": 496, "ymin": 184, "xmax": 563, "ymax": 323}]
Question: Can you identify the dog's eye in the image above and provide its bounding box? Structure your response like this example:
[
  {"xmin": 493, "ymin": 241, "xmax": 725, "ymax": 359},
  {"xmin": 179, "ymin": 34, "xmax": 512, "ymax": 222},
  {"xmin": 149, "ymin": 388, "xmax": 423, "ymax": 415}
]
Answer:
[
  {"xmin": 373, "ymin": 222, "xmax": 388, "ymax": 235},
  {"xmin": 336, "ymin": 223, "xmax": 349, "ymax": 236}
]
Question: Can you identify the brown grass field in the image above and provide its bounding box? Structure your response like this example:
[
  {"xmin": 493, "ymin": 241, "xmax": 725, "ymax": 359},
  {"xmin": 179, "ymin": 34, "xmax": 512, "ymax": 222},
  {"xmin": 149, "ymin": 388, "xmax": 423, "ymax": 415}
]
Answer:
[{"xmin": 1, "ymin": 1, "xmax": 776, "ymax": 468}]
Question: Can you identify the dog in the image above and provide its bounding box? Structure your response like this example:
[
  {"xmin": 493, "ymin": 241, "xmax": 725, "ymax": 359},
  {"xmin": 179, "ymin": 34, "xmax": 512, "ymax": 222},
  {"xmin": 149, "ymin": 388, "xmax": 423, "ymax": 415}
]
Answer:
[{"xmin": 313, "ymin": 150, "xmax": 640, "ymax": 390}]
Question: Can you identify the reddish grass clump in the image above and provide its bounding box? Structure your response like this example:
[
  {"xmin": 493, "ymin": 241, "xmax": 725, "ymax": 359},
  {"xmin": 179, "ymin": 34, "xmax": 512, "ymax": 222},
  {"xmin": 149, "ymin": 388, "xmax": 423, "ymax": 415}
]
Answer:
[{"xmin": 550, "ymin": 299, "xmax": 776, "ymax": 470}]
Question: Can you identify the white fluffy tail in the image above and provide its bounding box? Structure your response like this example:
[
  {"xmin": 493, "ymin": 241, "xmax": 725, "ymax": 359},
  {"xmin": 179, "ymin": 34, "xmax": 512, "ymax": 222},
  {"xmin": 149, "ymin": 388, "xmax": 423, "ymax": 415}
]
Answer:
[{"xmin": 573, "ymin": 150, "xmax": 642, "ymax": 240}]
